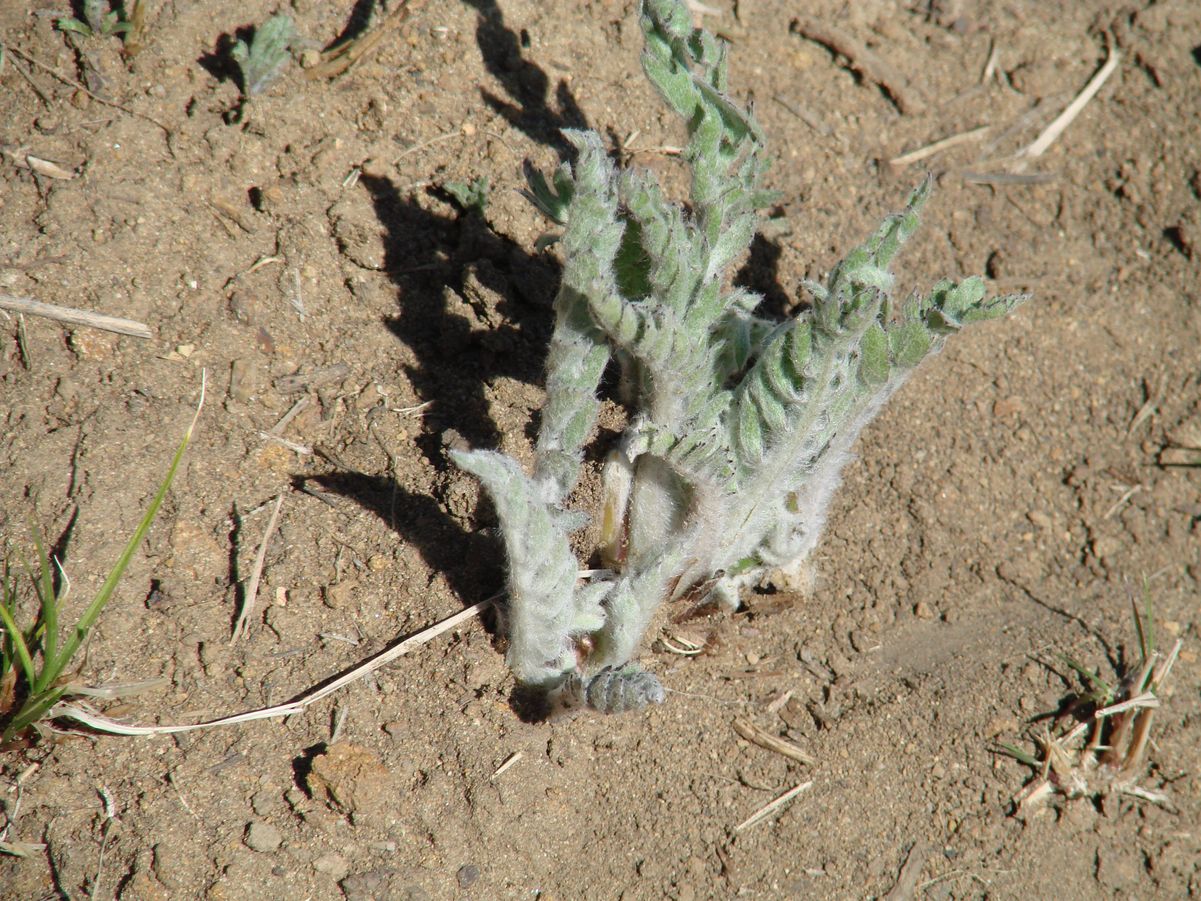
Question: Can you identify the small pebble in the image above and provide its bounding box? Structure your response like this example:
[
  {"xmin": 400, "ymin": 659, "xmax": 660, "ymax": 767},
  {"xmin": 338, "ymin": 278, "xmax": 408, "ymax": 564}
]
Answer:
[
  {"xmin": 244, "ymin": 821, "xmax": 283, "ymax": 853},
  {"xmin": 1026, "ymin": 510, "xmax": 1052, "ymax": 530},
  {"xmin": 456, "ymin": 864, "xmax": 480, "ymax": 888},
  {"xmin": 315, "ymin": 853, "xmax": 350, "ymax": 881}
]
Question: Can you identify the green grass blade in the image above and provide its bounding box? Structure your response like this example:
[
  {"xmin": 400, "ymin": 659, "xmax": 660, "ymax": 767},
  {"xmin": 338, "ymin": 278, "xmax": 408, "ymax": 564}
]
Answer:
[
  {"xmin": 29, "ymin": 525, "xmax": 58, "ymax": 664},
  {"xmin": 996, "ymin": 742, "xmax": 1040, "ymax": 767},
  {"xmin": 37, "ymin": 384, "xmax": 203, "ymax": 693},
  {"xmin": 1058, "ymin": 654, "xmax": 1113, "ymax": 701},
  {"xmin": 1133, "ymin": 577, "xmax": 1155, "ymax": 663},
  {"xmin": 0, "ymin": 598, "xmax": 36, "ymax": 688}
]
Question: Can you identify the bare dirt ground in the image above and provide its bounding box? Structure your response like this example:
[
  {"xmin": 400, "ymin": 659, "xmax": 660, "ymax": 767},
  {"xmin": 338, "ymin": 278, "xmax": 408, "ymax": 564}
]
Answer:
[{"xmin": 2, "ymin": 0, "xmax": 1199, "ymax": 898}]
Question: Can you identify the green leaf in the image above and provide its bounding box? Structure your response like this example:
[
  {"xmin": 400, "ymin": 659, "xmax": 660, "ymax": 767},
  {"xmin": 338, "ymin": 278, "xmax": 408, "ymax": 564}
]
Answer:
[
  {"xmin": 887, "ymin": 320, "xmax": 933, "ymax": 370},
  {"xmin": 736, "ymin": 394, "xmax": 764, "ymax": 463},
  {"xmin": 55, "ymin": 17, "xmax": 94, "ymax": 36},
  {"xmin": 444, "ymin": 177, "xmax": 489, "ymax": 213},
  {"xmin": 523, "ymin": 165, "xmax": 572, "ymax": 223},
  {"xmin": 858, "ymin": 322, "xmax": 890, "ymax": 387}
]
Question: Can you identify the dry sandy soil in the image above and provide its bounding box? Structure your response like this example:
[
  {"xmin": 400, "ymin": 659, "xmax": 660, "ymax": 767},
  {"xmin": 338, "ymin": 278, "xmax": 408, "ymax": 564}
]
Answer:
[{"xmin": 2, "ymin": 0, "xmax": 1200, "ymax": 898}]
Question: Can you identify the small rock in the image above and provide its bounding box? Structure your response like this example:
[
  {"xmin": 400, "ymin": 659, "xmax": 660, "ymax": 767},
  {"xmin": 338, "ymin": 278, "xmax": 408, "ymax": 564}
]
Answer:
[
  {"xmin": 244, "ymin": 821, "xmax": 283, "ymax": 853},
  {"xmin": 1026, "ymin": 510, "xmax": 1052, "ymax": 530},
  {"xmin": 341, "ymin": 869, "xmax": 431, "ymax": 901},
  {"xmin": 306, "ymin": 743, "xmax": 397, "ymax": 826},
  {"xmin": 1091, "ymin": 535, "xmax": 1122, "ymax": 564},
  {"xmin": 356, "ymin": 382, "xmax": 383, "ymax": 411},
  {"xmin": 984, "ymin": 715, "xmax": 1019, "ymax": 738},
  {"xmin": 69, "ymin": 328, "xmax": 118, "ymax": 360},
  {"xmin": 914, "ymin": 601, "xmax": 936, "ymax": 620},
  {"xmin": 229, "ymin": 358, "xmax": 262, "ymax": 403},
  {"xmin": 992, "ymin": 396, "xmax": 1023, "ymax": 418},
  {"xmin": 251, "ymin": 788, "xmax": 282, "ymax": 816},
  {"xmin": 169, "ymin": 518, "xmax": 224, "ymax": 582},
  {"xmin": 456, "ymin": 864, "xmax": 480, "ymax": 888},
  {"xmin": 123, "ymin": 871, "xmax": 170, "ymax": 901},
  {"xmin": 1096, "ymin": 846, "xmax": 1140, "ymax": 889},
  {"xmin": 228, "ymin": 291, "xmax": 256, "ymax": 323},
  {"xmin": 324, "ymin": 580, "xmax": 358, "ymax": 609},
  {"xmin": 314, "ymin": 853, "xmax": 350, "ymax": 880}
]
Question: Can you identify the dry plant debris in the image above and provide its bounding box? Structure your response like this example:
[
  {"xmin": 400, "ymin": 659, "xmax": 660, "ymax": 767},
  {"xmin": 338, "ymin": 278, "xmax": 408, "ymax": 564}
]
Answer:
[{"xmin": 1003, "ymin": 593, "xmax": 1183, "ymax": 813}]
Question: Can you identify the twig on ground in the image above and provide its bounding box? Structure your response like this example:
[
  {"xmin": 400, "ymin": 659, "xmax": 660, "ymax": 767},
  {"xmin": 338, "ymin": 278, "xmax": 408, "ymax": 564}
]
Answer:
[
  {"xmin": 883, "ymin": 842, "xmax": 929, "ymax": 901},
  {"xmin": 765, "ymin": 689, "xmax": 793, "ymax": 714},
  {"xmin": 269, "ymin": 396, "xmax": 311, "ymax": 435},
  {"xmin": 0, "ymin": 294, "xmax": 151, "ymax": 338},
  {"xmin": 0, "ymin": 764, "xmax": 42, "ymax": 857},
  {"xmin": 792, "ymin": 18, "xmax": 922, "ymax": 114},
  {"xmin": 305, "ymin": 0, "xmax": 428, "ymax": 81},
  {"xmin": 68, "ymin": 678, "xmax": 169, "ymax": 699},
  {"xmin": 275, "ymin": 364, "xmax": 350, "ymax": 394},
  {"xmin": 289, "ymin": 268, "xmax": 305, "ymax": 319},
  {"xmin": 1126, "ymin": 377, "xmax": 1160, "ymax": 436},
  {"xmin": 980, "ymin": 42, "xmax": 1001, "ymax": 84},
  {"xmin": 392, "ymin": 400, "xmax": 433, "ymax": 416},
  {"xmin": 889, "ymin": 125, "xmax": 989, "ymax": 168},
  {"xmin": 166, "ymin": 772, "xmax": 197, "ymax": 818},
  {"xmin": 394, "ymin": 130, "xmax": 466, "ymax": 163},
  {"xmin": 1019, "ymin": 49, "xmax": 1120, "ymax": 159},
  {"xmin": 3, "ymin": 149, "xmax": 77, "ymax": 180},
  {"xmin": 660, "ymin": 631, "xmax": 704, "ymax": 655},
  {"xmin": 734, "ymin": 779, "xmax": 813, "ymax": 831},
  {"xmin": 1102, "ymin": 484, "xmax": 1140, "ymax": 520},
  {"xmin": 232, "ymin": 494, "xmax": 285, "ymax": 642},
  {"xmin": 771, "ymin": 94, "xmax": 831, "ymax": 136},
  {"xmin": 329, "ymin": 705, "xmax": 348, "ymax": 744},
  {"xmin": 297, "ymin": 483, "xmax": 340, "ymax": 508},
  {"xmin": 243, "ymin": 255, "xmax": 283, "ymax": 276},
  {"xmin": 5, "ymin": 54, "xmax": 53, "ymax": 107},
  {"xmin": 89, "ymin": 787, "xmax": 118, "ymax": 901},
  {"xmin": 258, "ymin": 432, "xmax": 312, "ymax": 455},
  {"xmin": 733, "ymin": 718, "xmax": 816, "ymax": 765},
  {"xmin": 960, "ymin": 171, "xmax": 1057, "ymax": 186},
  {"xmin": 3, "ymin": 45, "xmax": 172, "ymax": 136},
  {"xmin": 979, "ymin": 94, "xmax": 1069, "ymax": 159},
  {"xmin": 15, "ymin": 314, "xmax": 30, "ymax": 369},
  {"xmin": 491, "ymin": 751, "xmax": 523, "ymax": 779}
]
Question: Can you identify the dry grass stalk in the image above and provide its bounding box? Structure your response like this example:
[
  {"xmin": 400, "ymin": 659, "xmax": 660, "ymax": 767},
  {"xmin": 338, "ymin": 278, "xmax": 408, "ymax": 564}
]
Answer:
[
  {"xmin": 889, "ymin": 126, "xmax": 989, "ymax": 168},
  {"xmin": 52, "ymin": 598, "xmax": 495, "ymax": 735},
  {"xmin": 491, "ymin": 751, "xmax": 523, "ymax": 779},
  {"xmin": 231, "ymin": 494, "xmax": 286, "ymax": 643},
  {"xmin": 1019, "ymin": 49, "xmax": 1120, "ymax": 159},
  {"xmin": 733, "ymin": 717, "xmax": 815, "ymax": 765},
  {"xmin": 734, "ymin": 779, "xmax": 813, "ymax": 832}
]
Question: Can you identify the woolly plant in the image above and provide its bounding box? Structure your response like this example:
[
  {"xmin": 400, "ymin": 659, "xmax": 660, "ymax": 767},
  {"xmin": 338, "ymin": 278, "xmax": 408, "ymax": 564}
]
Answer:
[{"xmin": 450, "ymin": 0, "xmax": 1026, "ymax": 714}]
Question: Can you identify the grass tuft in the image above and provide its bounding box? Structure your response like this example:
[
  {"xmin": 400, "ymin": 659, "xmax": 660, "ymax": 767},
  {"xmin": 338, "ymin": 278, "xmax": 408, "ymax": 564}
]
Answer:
[
  {"xmin": 1001, "ymin": 583, "xmax": 1183, "ymax": 812},
  {"xmin": 0, "ymin": 387, "xmax": 202, "ymax": 746}
]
